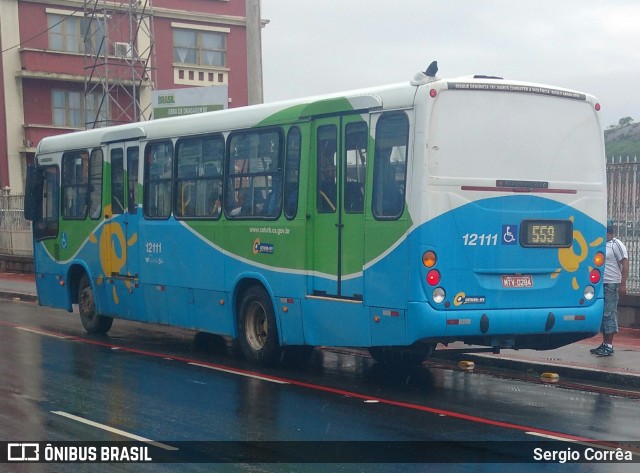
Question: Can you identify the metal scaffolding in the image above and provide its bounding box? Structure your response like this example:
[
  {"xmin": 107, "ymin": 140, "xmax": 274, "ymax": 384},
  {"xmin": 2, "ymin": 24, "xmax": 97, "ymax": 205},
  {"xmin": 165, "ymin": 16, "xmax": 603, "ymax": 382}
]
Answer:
[{"xmin": 83, "ymin": 0, "xmax": 156, "ymax": 128}]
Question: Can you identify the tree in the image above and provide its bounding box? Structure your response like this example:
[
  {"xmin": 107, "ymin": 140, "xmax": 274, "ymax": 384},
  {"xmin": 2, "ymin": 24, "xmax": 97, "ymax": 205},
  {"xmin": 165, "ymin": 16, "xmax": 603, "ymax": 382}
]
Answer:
[{"xmin": 618, "ymin": 117, "xmax": 634, "ymax": 127}]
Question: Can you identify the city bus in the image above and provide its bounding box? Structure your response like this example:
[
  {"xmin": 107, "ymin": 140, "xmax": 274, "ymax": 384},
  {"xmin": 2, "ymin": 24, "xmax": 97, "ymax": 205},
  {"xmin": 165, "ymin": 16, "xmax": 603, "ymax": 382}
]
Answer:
[{"xmin": 24, "ymin": 67, "xmax": 607, "ymax": 366}]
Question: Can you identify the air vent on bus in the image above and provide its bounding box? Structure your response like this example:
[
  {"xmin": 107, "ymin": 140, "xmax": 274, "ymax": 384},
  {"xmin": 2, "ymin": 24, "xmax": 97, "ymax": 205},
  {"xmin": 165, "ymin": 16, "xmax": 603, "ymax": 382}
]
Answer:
[{"xmin": 473, "ymin": 75, "xmax": 504, "ymax": 80}]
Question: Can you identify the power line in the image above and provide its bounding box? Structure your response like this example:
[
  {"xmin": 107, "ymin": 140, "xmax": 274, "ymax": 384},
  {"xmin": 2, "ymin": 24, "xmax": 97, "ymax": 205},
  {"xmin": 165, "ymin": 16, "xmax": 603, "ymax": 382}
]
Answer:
[{"xmin": 1, "ymin": 2, "xmax": 85, "ymax": 54}]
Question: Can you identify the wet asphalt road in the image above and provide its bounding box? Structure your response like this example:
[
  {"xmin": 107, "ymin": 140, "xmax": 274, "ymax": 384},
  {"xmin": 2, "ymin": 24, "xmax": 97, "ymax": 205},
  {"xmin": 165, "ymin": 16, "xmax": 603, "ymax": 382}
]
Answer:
[{"xmin": 1, "ymin": 300, "xmax": 639, "ymax": 472}]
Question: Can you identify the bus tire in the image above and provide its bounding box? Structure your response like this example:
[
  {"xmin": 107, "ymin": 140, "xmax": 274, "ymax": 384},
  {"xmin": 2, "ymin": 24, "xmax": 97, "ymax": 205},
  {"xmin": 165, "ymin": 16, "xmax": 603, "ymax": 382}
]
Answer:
[
  {"xmin": 78, "ymin": 274, "xmax": 113, "ymax": 335},
  {"xmin": 237, "ymin": 285, "xmax": 281, "ymax": 366}
]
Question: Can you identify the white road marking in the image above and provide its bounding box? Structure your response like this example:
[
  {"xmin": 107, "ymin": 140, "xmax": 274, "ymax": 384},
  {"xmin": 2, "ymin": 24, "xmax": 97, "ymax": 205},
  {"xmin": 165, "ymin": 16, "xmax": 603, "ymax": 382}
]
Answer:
[
  {"xmin": 188, "ymin": 362, "xmax": 289, "ymax": 384},
  {"xmin": 16, "ymin": 327, "xmax": 71, "ymax": 339},
  {"xmin": 51, "ymin": 411, "xmax": 178, "ymax": 451}
]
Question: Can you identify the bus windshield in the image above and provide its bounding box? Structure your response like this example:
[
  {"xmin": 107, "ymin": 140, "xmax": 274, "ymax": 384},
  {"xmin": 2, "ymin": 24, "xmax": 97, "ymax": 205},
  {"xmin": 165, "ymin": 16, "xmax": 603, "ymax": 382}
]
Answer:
[{"xmin": 428, "ymin": 90, "xmax": 603, "ymax": 185}]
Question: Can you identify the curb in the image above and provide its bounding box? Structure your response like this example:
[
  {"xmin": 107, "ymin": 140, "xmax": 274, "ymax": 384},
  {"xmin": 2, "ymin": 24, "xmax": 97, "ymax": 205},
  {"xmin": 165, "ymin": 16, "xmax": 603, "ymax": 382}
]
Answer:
[
  {"xmin": 0, "ymin": 290, "xmax": 38, "ymax": 303},
  {"xmin": 432, "ymin": 352, "xmax": 640, "ymax": 389}
]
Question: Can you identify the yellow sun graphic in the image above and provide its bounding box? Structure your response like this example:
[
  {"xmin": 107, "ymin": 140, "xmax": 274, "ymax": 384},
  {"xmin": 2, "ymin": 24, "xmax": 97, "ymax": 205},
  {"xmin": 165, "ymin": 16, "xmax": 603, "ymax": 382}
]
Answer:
[
  {"xmin": 551, "ymin": 216, "xmax": 603, "ymax": 289},
  {"xmin": 88, "ymin": 205, "xmax": 138, "ymax": 304}
]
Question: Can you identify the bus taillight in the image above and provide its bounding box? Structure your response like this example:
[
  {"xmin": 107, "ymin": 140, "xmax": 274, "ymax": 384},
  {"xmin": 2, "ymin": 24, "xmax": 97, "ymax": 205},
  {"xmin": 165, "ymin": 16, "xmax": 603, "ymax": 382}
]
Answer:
[
  {"xmin": 427, "ymin": 269, "xmax": 441, "ymax": 286},
  {"xmin": 589, "ymin": 268, "xmax": 601, "ymax": 284},
  {"xmin": 593, "ymin": 251, "xmax": 605, "ymax": 267},
  {"xmin": 422, "ymin": 251, "xmax": 437, "ymax": 267}
]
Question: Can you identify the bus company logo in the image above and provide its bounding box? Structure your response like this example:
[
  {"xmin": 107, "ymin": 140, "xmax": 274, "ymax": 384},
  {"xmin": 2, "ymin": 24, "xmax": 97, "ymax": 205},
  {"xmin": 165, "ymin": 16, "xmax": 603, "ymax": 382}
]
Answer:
[
  {"xmin": 453, "ymin": 292, "xmax": 486, "ymax": 306},
  {"xmin": 252, "ymin": 238, "xmax": 274, "ymax": 255}
]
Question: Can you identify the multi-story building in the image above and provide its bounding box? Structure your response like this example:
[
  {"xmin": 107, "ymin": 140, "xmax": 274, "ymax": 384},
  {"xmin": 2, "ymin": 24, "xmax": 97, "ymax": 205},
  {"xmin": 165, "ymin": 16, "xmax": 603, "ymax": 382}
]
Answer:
[{"xmin": 0, "ymin": 0, "xmax": 264, "ymax": 194}]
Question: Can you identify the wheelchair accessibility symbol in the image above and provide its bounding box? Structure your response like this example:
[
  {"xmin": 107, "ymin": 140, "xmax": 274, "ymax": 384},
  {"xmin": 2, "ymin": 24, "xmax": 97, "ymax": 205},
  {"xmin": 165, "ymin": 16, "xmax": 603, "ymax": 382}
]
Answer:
[{"xmin": 502, "ymin": 225, "xmax": 518, "ymax": 245}]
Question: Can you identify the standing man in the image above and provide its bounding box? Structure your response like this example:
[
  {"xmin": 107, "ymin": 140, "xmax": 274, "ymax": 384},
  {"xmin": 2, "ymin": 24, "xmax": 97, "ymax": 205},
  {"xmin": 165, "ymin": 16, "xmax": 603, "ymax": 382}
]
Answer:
[{"xmin": 591, "ymin": 220, "xmax": 629, "ymax": 356}]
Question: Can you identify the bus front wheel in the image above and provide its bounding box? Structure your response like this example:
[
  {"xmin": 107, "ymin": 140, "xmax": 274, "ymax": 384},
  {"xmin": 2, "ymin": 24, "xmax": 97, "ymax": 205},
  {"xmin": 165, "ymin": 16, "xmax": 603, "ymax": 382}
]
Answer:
[
  {"xmin": 78, "ymin": 274, "xmax": 113, "ymax": 335},
  {"xmin": 237, "ymin": 286, "xmax": 281, "ymax": 366}
]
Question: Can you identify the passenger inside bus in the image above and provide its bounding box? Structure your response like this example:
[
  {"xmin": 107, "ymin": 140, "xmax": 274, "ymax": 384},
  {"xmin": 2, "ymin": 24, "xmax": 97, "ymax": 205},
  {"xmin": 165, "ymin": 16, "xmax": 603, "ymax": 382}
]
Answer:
[{"xmin": 229, "ymin": 188, "xmax": 250, "ymax": 216}]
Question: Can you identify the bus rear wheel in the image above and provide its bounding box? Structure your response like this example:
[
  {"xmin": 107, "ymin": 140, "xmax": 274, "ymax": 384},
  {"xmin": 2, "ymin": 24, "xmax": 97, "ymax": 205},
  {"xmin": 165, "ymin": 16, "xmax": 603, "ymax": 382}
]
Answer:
[
  {"xmin": 78, "ymin": 274, "xmax": 113, "ymax": 335},
  {"xmin": 238, "ymin": 286, "xmax": 281, "ymax": 366}
]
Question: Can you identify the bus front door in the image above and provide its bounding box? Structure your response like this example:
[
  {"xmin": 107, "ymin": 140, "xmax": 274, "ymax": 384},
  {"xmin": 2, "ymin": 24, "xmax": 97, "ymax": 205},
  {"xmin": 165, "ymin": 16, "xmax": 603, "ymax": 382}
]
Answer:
[{"xmin": 311, "ymin": 115, "xmax": 367, "ymax": 300}]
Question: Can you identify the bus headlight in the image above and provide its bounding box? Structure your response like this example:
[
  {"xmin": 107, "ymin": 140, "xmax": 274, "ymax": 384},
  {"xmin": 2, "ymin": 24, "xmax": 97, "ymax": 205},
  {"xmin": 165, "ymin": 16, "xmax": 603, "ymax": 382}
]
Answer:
[
  {"xmin": 584, "ymin": 286, "xmax": 595, "ymax": 300},
  {"xmin": 432, "ymin": 288, "xmax": 445, "ymax": 304}
]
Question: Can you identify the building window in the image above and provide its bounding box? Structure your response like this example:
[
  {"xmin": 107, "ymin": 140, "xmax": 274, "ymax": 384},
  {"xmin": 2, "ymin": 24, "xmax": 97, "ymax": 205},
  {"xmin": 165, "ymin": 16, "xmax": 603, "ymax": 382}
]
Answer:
[
  {"xmin": 52, "ymin": 90, "xmax": 107, "ymax": 128},
  {"xmin": 53, "ymin": 90, "xmax": 82, "ymax": 128},
  {"xmin": 48, "ymin": 14, "xmax": 105, "ymax": 55},
  {"xmin": 173, "ymin": 29, "xmax": 226, "ymax": 67}
]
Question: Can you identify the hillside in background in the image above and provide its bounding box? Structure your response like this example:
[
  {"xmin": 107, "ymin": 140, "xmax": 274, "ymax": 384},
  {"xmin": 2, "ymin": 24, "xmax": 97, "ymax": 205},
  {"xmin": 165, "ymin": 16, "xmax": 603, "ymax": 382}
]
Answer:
[{"xmin": 605, "ymin": 122, "xmax": 640, "ymax": 158}]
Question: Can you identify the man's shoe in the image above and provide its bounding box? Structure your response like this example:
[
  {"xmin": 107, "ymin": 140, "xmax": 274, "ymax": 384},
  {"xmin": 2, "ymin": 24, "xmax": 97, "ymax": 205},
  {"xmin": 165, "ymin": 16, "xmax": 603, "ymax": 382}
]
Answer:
[
  {"xmin": 590, "ymin": 343, "xmax": 604, "ymax": 354},
  {"xmin": 594, "ymin": 345, "xmax": 614, "ymax": 356}
]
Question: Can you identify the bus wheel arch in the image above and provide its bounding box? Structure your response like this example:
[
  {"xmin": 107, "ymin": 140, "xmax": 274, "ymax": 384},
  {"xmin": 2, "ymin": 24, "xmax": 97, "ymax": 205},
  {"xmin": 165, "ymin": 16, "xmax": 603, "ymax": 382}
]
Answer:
[
  {"xmin": 77, "ymin": 273, "xmax": 113, "ymax": 335},
  {"xmin": 68, "ymin": 264, "xmax": 89, "ymax": 306},
  {"xmin": 235, "ymin": 281, "xmax": 282, "ymax": 366}
]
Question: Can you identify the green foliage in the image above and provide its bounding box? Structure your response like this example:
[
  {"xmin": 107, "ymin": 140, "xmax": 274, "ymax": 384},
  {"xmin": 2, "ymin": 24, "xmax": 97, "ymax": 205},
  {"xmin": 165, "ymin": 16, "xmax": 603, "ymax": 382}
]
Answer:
[
  {"xmin": 618, "ymin": 117, "xmax": 634, "ymax": 127},
  {"xmin": 605, "ymin": 120, "xmax": 640, "ymax": 158}
]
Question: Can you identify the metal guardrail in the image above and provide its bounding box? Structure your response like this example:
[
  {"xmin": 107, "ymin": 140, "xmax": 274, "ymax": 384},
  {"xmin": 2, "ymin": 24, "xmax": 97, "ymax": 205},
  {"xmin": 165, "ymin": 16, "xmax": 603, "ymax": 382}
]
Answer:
[
  {"xmin": 0, "ymin": 194, "xmax": 33, "ymax": 257},
  {"xmin": 607, "ymin": 156, "xmax": 640, "ymax": 294}
]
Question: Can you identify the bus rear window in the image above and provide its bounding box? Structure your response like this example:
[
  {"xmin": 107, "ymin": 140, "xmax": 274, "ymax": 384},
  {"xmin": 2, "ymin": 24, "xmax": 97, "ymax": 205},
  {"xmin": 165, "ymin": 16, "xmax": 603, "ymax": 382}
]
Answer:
[{"xmin": 428, "ymin": 92, "xmax": 603, "ymax": 185}]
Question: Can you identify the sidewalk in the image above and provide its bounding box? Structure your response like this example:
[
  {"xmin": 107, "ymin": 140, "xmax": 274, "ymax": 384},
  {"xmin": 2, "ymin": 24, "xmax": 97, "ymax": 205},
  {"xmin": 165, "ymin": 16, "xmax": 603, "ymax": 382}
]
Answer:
[
  {"xmin": 434, "ymin": 328, "xmax": 640, "ymax": 389},
  {"xmin": 0, "ymin": 271, "xmax": 38, "ymax": 302},
  {"xmin": 1, "ymin": 271, "xmax": 638, "ymax": 388}
]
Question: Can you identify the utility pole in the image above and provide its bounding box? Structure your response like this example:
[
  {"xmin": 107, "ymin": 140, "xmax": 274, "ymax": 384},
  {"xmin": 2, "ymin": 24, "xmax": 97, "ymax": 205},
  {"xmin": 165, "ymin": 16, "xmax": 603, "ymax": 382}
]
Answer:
[{"xmin": 246, "ymin": 0, "xmax": 264, "ymax": 105}]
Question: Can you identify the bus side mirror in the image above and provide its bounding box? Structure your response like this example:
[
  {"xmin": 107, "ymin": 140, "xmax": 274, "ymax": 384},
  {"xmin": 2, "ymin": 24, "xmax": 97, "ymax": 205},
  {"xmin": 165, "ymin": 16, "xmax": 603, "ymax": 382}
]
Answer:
[{"xmin": 24, "ymin": 165, "xmax": 40, "ymax": 221}]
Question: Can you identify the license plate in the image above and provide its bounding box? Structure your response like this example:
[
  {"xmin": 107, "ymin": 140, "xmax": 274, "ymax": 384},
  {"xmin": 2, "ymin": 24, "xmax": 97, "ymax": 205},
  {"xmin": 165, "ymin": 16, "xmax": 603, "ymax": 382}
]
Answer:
[{"xmin": 502, "ymin": 275, "xmax": 533, "ymax": 288}]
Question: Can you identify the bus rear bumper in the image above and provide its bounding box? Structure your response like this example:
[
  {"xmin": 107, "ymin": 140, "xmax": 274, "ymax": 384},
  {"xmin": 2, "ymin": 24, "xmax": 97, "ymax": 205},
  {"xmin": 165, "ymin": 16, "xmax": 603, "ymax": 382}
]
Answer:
[{"xmin": 407, "ymin": 300, "xmax": 603, "ymax": 350}]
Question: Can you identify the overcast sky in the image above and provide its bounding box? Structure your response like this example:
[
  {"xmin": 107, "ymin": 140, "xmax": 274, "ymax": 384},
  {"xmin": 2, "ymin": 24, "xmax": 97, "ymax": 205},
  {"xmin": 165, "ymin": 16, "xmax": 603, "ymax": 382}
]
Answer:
[{"xmin": 261, "ymin": 0, "xmax": 639, "ymax": 129}]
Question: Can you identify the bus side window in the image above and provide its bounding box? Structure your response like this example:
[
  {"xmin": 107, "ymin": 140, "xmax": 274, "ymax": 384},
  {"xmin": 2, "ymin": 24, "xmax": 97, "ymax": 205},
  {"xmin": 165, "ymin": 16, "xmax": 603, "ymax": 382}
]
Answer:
[
  {"xmin": 344, "ymin": 122, "xmax": 367, "ymax": 214},
  {"xmin": 127, "ymin": 147, "xmax": 139, "ymax": 214},
  {"xmin": 29, "ymin": 166, "xmax": 60, "ymax": 240},
  {"xmin": 110, "ymin": 148, "xmax": 124, "ymax": 215},
  {"xmin": 175, "ymin": 135, "xmax": 224, "ymax": 219},
  {"xmin": 144, "ymin": 141, "xmax": 174, "ymax": 219},
  {"xmin": 61, "ymin": 150, "xmax": 89, "ymax": 219},
  {"xmin": 372, "ymin": 112, "xmax": 409, "ymax": 219},
  {"xmin": 284, "ymin": 127, "xmax": 301, "ymax": 219},
  {"xmin": 226, "ymin": 129, "xmax": 282, "ymax": 219},
  {"xmin": 89, "ymin": 148, "xmax": 103, "ymax": 219},
  {"xmin": 316, "ymin": 126, "xmax": 337, "ymax": 213}
]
